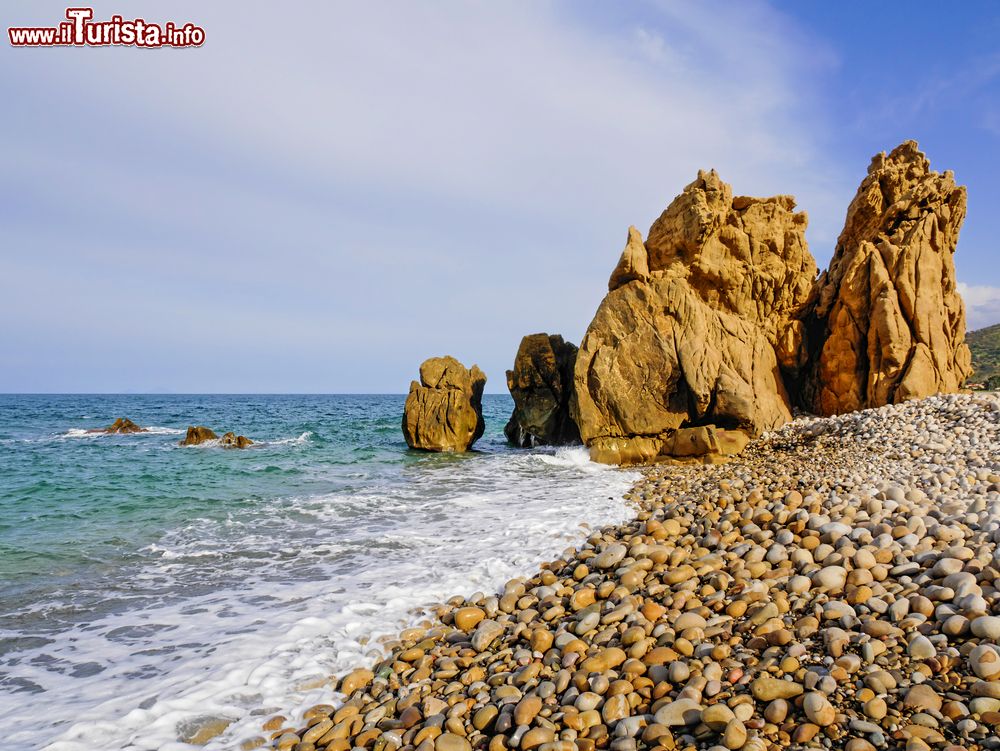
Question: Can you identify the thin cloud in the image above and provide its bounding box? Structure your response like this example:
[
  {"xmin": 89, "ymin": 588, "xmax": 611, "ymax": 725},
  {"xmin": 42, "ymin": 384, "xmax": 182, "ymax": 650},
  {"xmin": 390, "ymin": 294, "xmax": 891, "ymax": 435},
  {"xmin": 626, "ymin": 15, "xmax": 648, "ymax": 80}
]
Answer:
[
  {"xmin": 0, "ymin": 1, "xmax": 850, "ymax": 392},
  {"xmin": 959, "ymin": 282, "xmax": 1000, "ymax": 330}
]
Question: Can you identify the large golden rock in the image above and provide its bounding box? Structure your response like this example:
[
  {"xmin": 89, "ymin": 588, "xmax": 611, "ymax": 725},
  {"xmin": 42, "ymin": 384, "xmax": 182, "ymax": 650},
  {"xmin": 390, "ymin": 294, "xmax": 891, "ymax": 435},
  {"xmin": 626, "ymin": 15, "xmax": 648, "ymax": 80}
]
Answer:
[
  {"xmin": 801, "ymin": 141, "xmax": 972, "ymax": 414},
  {"xmin": 504, "ymin": 333, "xmax": 580, "ymax": 447},
  {"xmin": 402, "ymin": 356, "xmax": 486, "ymax": 452},
  {"xmin": 572, "ymin": 170, "xmax": 817, "ymax": 464}
]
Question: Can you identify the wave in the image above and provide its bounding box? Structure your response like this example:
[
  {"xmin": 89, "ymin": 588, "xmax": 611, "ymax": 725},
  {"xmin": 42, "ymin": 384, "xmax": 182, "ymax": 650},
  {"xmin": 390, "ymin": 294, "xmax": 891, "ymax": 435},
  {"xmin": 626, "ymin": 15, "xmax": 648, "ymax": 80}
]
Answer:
[
  {"xmin": 265, "ymin": 431, "xmax": 313, "ymax": 446},
  {"xmin": 59, "ymin": 426, "xmax": 185, "ymax": 439},
  {"xmin": 16, "ymin": 448, "xmax": 638, "ymax": 751}
]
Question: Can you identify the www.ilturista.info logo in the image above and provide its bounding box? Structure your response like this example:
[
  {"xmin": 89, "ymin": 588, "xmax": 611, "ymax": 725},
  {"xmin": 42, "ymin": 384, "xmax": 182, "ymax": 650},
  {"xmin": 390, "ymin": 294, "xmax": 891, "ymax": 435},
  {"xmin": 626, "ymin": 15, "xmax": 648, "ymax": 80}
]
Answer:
[{"xmin": 8, "ymin": 7, "xmax": 205, "ymax": 48}]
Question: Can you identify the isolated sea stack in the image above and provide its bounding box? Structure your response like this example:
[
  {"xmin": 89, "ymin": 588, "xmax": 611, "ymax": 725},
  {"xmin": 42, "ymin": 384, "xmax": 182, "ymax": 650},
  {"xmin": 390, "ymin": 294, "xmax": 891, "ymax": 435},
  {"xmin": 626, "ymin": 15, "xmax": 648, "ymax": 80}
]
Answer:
[
  {"xmin": 504, "ymin": 333, "xmax": 580, "ymax": 447},
  {"xmin": 572, "ymin": 172, "xmax": 817, "ymax": 464},
  {"xmin": 800, "ymin": 140, "xmax": 973, "ymax": 414},
  {"xmin": 402, "ymin": 356, "xmax": 486, "ymax": 452}
]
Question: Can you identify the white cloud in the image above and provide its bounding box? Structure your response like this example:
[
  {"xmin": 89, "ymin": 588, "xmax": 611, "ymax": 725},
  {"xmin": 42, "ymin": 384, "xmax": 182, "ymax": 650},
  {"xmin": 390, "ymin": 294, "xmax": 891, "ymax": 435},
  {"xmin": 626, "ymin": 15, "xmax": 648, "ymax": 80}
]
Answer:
[{"xmin": 958, "ymin": 282, "xmax": 1000, "ymax": 331}]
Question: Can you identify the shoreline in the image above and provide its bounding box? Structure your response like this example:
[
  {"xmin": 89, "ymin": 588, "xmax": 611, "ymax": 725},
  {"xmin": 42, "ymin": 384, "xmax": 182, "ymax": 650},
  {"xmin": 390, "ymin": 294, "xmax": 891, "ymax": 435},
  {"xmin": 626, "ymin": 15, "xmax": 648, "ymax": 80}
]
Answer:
[{"xmin": 239, "ymin": 392, "xmax": 1000, "ymax": 751}]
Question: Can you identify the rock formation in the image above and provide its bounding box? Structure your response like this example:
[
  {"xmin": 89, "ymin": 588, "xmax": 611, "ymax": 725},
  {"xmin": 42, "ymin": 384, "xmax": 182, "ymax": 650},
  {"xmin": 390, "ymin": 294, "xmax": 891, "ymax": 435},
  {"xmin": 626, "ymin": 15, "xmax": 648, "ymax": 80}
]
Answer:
[
  {"xmin": 180, "ymin": 425, "xmax": 253, "ymax": 449},
  {"xmin": 179, "ymin": 426, "xmax": 217, "ymax": 446},
  {"xmin": 800, "ymin": 141, "xmax": 972, "ymax": 414},
  {"xmin": 504, "ymin": 334, "xmax": 580, "ymax": 447},
  {"xmin": 220, "ymin": 432, "xmax": 254, "ymax": 449},
  {"xmin": 402, "ymin": 356, "xmax": 486, "ymax": 452},
  {"xmin": 572, "ymin": 170, "xmax": 818, "ymax": 464},
  {"xmin": 179, "ymin": 426, "xmax": 254, "ymax": 448},
  {"xmin": 89, "ymin": 417, "xmax": 146, "ymax": 434}
]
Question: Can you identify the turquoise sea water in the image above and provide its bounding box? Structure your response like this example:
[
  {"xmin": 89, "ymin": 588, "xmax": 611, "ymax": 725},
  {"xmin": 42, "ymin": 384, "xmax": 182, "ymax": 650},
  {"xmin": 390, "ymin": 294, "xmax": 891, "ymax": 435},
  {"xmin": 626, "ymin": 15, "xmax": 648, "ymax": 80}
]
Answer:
[{"xmin": 0, "ymin": 395, "xmax": 636, "ymax": 750}]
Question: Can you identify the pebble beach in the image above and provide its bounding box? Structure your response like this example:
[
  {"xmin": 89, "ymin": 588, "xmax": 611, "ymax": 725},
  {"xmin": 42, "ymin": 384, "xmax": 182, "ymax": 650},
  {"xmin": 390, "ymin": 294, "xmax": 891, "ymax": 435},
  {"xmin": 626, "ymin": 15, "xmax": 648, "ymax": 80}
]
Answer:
[{"xmin": 252, "ymin": 392, "xmax": 1000, "ymax": 751}]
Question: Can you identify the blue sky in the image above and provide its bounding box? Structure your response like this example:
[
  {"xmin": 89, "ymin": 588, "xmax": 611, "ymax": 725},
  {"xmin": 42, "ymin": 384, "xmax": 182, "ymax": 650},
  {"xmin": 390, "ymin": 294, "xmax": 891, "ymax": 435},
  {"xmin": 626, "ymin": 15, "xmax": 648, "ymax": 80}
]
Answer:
[{"xmin": 1, "ymin": 1, "xmax": 998, "ymax": 393}]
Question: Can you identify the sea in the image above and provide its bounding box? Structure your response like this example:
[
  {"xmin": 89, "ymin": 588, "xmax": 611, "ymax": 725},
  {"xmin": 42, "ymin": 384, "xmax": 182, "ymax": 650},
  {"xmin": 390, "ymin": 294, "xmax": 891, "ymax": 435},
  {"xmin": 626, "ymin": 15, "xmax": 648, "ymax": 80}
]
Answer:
[{"xmin": 0, "ymin": 394, "xmax": 638, "ymax": 750}]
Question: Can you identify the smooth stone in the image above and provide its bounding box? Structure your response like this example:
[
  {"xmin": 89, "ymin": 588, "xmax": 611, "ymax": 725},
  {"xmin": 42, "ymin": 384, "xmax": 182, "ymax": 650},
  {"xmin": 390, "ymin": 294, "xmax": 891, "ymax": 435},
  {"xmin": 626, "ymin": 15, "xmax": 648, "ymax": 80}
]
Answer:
[
  {"xmin": 750, "ymin": 676, "xmax": 803, "ymax": 701},
  {"xmin": 904, "ymin": 684, "xmax": 942, "ymax": 713},
  {"xmin": 969, "ymin": 645, "xmax": 1000, "ymax": 680},
  {"xmin": 971, "ymin": 616, "xmax": 1000, "ymax": 640},
  {"xmin": 864, "ymin": 697, "xmax": 888, "ymax": 720},
  {"xmin": 454, "ymin": 607, "xmax": 486, "ymax": 632},
  {"xmin": 471, "ymin": 620, "xmax": 505, "ymax": 652},
  {"xmin": 813, "ymin": 566, "xmax": 848, "ymax": 593},
  {"xmin": 908, "ymin": 635, "xmax": 936, "ymax": 660},
  {"xmin": 803, "ymin": 692, "xmax": 836, "ymax": 726},
  {"xmin": 653, "ymin": 698, "xmax": 703, "ymax": 727},
  {"xmin": 701, "ymin": 704, "xmax": 735, "ymax": 731},
  {"xmin": 514, "ymin": 696, "xmax": 542, "ymax": 726},
  {"xmin": 594, "ymin": 544, "xmax": 628, "ymax": 569},
  {"xmin": 436, "ymin": 733, "xmax": 472, "ymax": 751},
  {"xmin": 722, "ymin": 719, "xmax": 747, "ymax": 750}
]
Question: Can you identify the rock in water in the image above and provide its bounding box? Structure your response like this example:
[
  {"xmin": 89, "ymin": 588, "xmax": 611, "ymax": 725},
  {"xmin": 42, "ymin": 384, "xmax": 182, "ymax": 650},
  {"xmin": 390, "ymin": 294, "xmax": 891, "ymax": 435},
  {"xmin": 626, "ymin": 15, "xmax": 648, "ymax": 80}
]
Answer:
[
  {"xmin": 179, "ymin": 426, "xmax": 218, "ymax": 446},
  {"xmin": 801, "ymin": 140, "xmax": 972, "ymax": 415},
  {"xmin": 504, "ymin": 333, "xmax": 580, "ymax": 447},
  {"xmin": 572, "ymin": 172, "xmax": 817, "ymax": 464},
  {"xmin": 220, "ymin": 432, "xmax": 254, "ymax": 449},
  {"xmin": 402, "ymin": 356, "xmax": 486, "ymax": 452},
  {"xmin": 91, "ymin": 417, "xmax": 147, "ymax": 434}
]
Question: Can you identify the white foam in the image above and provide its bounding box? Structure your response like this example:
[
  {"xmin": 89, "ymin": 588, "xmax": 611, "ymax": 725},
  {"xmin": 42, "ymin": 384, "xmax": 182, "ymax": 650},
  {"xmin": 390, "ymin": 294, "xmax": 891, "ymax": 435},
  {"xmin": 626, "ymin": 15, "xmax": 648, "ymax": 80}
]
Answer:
[
  {"xmin": 144, "ymin": 427, "xmax": 187, "ymax": 436},
  {"xmin": 264, "ymin": 431, "xmax": 314, "ymax": 446},
  {"xmin": 3, "ymin": 448, "xmax": 638, "ymax": 751},
  {"xmin": 58, "ymin": 426, "xmax": 185, "ymax": 439}
]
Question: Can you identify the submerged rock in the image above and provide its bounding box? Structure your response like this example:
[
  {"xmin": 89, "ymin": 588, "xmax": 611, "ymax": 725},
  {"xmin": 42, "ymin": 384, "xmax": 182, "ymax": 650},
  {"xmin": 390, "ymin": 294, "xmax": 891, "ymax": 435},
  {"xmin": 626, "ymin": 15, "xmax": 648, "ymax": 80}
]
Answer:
[
  {"xmin": 504, "ymin": 333, "xmax": 580, "ymax": 447},
  {"xmin": 402, "ymin": 356, "xmax": 486, "ymax": 452},
  {"xmin": 572, "ymin": 172, "xmax": 816, "ymax": 464},
  {"xmin": 176, "ymin": 715, "xmax": 232, "ymax": 745},
  {"xmin": 801, "ymin": 140, "xmax": 972, "ymax": 414},
  {"xmin": 89, "ymin": 417, "xmax": 147, "ymax": 434}
]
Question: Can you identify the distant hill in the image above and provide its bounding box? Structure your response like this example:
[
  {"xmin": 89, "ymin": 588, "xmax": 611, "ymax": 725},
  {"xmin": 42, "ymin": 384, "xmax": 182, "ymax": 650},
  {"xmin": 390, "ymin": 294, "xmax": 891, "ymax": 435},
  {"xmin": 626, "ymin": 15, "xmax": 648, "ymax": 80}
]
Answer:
[{"xmin": 968, "ymin": 323, "xmax": 1000, "ymax": 386}]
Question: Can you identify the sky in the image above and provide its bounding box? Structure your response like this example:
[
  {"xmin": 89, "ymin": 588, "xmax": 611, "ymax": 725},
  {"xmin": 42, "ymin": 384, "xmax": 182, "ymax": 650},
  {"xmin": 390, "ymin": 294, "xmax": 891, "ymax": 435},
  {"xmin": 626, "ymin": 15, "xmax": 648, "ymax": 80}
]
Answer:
[{"xmin": 1, "ymin": 1, "xmax": 998, "ymax": 393}]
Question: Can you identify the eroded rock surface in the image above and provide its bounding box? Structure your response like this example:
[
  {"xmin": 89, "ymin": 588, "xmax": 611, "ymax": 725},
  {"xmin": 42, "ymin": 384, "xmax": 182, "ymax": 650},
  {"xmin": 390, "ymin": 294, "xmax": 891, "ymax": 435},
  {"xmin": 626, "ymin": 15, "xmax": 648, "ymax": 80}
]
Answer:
[
  {"xmin": 504, "ymin": 333, "xmax": 580, "ymax": 447},
  {"xmin": 402, "ymin": 356, "xmax": 486, "ymax": 452},
  {"xmin": 180, "ymin": 426, "xmax": 217, "ymax": 446},
  {"xmin": 801, "ymin": 140, "xmax": 972, "ymax": 415},
  {"xmin": 572, "ymin": 170, "xmax": 817, "ymax": 464},
  {"xmin": 220, "ymin": 432, "xmax": 254, "ymax": 449},
  {"xmin": 89, "ymin": 417, "xmax": 146, "ymax": 434},
  {"xmin": 179, "ymin": 426, "xmax": 253, "ymax": 448}
]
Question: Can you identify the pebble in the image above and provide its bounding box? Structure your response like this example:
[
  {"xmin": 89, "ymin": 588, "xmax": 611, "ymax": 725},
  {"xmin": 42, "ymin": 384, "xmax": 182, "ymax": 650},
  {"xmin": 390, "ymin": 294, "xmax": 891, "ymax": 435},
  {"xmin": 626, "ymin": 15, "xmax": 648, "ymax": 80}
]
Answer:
[
  {"xmin": 908, "ymin": 634, "xmax": 936, "ymax": 660},
  {"xmin": 803, "ymin": 692, "xmax": 836, "ymax": 726},
  {"xmin": 904, "ymin": 684, "xmax": 943, "ymax": 713},
  {"xmin": 750, "ymin": 676, "xmax": 803, "ymax": 701},
  {"xmin": 653, "ymin": 698, "xmax": 703, "ymax": 727},
  {"xmin": 435, "ymin": 733, "xmax": 471, "ymax": 751},
  {"xmin": 471, "ymin": 620, "xmax": 504, "ymax": 652},
  {"xmin": 971, "ymin": 615, "xmax": 1000, "ymax": 640}
]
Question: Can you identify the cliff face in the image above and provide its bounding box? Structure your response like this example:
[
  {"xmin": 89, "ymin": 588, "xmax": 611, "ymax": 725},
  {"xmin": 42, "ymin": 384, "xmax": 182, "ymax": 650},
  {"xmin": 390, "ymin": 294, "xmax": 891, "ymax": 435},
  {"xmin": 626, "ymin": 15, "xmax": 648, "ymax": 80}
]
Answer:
[
  {"xmin": 566, "ymin": 141, "xmax": 971, "ymax": 464},
  {"xmin": 800, "ymin": 141, "xmax": 972, "ymax": 414},
  {"xmin": 571, "ymin": 171, "xmax": 817, "ymax": 465}
]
